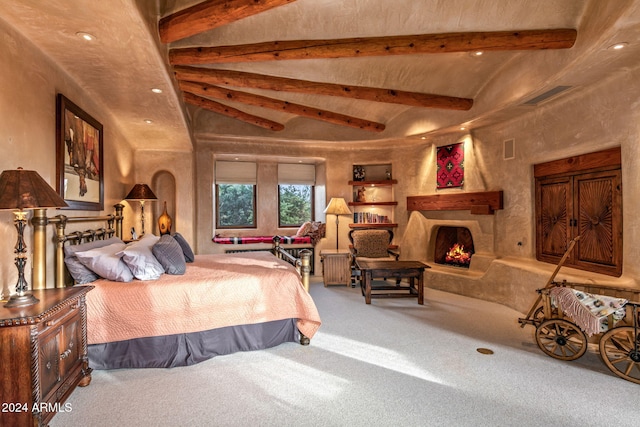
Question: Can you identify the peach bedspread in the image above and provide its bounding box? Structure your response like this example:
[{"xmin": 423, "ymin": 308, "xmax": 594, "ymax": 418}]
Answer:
[{"xmin": 85, "ymin": 251, "xmax": 321, "ymax": 345}]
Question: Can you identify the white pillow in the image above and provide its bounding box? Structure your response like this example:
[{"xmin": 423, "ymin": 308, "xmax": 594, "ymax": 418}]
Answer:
[
  {"xmin": 118, "ymin": 234, "xmax": 164, "ymax": 281},
  {"xmin": 75, "ymin": 242, "xmax": 134, "ymax": 282}
]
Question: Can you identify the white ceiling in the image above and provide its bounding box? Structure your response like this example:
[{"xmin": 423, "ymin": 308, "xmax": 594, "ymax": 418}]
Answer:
[{"xmin": 1, "ymin": 0, "xmax": 639, "ymax": 150}]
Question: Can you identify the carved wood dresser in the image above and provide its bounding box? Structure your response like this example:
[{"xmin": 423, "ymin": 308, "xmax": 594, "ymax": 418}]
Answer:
[{"xmin": 1, "ymin": 286, "xmax": 93, "ymax": 426}]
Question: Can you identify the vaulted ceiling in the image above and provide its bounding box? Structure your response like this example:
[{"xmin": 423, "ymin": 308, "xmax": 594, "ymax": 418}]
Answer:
[{"xmin": 1, "ymin": 0, "xmax": 639, "ymax": 150}]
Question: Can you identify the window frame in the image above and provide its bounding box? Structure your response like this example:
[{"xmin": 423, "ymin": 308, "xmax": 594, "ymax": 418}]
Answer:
[
  {"xmin": 277, "ymin": 183, "xmax": 315, "ymax": 228},
  {"xmin": 215, "ymin": 183, "xmax": 257, "ymax": 229}
]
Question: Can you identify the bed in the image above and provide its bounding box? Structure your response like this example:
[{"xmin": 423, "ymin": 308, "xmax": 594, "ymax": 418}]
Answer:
[{"xmin": 31, "ymin": 205, "xmax": 321, "ymax": 370}]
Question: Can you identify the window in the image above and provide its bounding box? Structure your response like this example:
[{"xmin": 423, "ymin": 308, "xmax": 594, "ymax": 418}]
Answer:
[
  {"xmin": 215, "ymin": 161, "xmax": 256, "ymax": 229},
  {"xmin": 279, "ymin": 184, "xmax": 313, "ymax": 226},
  {"xmin": 278, "ymin": 164, "xmax": 315, "ymax": 227}
]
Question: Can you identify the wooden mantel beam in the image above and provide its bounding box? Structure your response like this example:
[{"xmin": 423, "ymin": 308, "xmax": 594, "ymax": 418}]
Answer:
[
  {"xmin": 407, "ymin": 191, "xmax": 503, "ymax": 215},
  {"xmin": 174, "ymin": 66, "xmax": 473, "ymax": 110},
  {"xmin": 169, "ymin": 29, "xmax": 577, "ymax": 64},
  {"xmin": 159, "ymin": 0, "xmax": 297, "ymax": 44},
  {"xmin": 178, "ymin": 80, "xmax": 386, "ymax": 132},
  {"xmin": 182, "ymin": 92, "xmax": 284, "ymax": 131}
]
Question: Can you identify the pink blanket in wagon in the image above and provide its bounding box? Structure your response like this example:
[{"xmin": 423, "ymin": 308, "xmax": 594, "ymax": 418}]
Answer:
[{"xmin": 550, "ymin": 287, "xmax": 627, "ymax": 336}]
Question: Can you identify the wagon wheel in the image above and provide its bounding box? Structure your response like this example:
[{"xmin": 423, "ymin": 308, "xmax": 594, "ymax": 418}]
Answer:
[
  {"xmin": 599, "ymin": 326, "xmax": 640, "ymax": 384},
  {"xmin": 535, "ymin": 319, "xmax": 588, "ymax": 361}
]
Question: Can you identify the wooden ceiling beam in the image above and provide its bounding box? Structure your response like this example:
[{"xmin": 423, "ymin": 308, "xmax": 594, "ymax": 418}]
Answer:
[
  {"xmin": 179, "ymin": 80, "xmax": 386, "ymax": 132},
  {"xmin": 169, "ymin": 29, "xmax": 577, "ymax": 64},
  {"xmin": 183, "ymin": 92, "xmax": 284, "ymax": 131},
  {"xmin": 159, "ymin": 0, "xmax": 297, "ymax": 44},
  {"xmin": 174, "ymin": 66, "xmax": 473, "ymax": 110}
]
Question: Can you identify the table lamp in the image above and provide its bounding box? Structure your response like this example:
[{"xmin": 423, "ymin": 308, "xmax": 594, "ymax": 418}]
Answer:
[
  {"xmin": 0, "ymin": 167, "xmax": 68, "ymax": 307},
  {"xmin": 323, "ymin": 197, "xmax": 352, "ymax": 251},
  {"xmin": 125, "ymin": 183, "xmax": 157, "ymax": 236}
]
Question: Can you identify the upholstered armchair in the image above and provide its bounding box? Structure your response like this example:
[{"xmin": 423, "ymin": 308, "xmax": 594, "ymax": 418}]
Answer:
[{"xmin": 348, "ymin": 228, "xmax": 399, "ymax": 285}]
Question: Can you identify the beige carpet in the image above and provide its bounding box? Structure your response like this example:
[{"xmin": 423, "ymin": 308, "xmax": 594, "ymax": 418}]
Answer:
[{"xmin": 51, "ymin": 279, "xmax": 639, "ymax": 426}]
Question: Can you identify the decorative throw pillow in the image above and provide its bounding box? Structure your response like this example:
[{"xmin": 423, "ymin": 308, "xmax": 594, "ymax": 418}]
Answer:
[
  {"xmin": 64, "ymin": 237, "xmax": 124, "ymax": 284},
  {"xmin": 152, "ymin": 235, "xmax": 186, "ymax": 275},
  {"xmin": 173, "ymin": 232, "xmax": 195, "ymax": 263},
  {"xmin": 75, "ymin": 242, "xmax": 134, "ymax": 282},
  {"xmin": 353, "ymin": 231, "xmax": 391, "ymax": 258},
  {"xmin": 306, "ymin": 221, "xmax": 327, "ymax": 245},
  {"xmin": 118, "ymin": 234, "xmax": 164, "ymax": 281},
  {"xmin": 296, "ymin": 221, "xmax": 312, "ymax": 237}
]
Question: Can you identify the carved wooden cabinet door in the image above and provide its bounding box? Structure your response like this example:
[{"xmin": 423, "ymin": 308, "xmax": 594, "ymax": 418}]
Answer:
[
  {"xmin": 535, "ymin": 168, "xmax": 622, "ymax": 276},
  {"xmin": 572, "ymin": 169, "xmax": 622, "ymax": 275},
  {"xmin": 536, "ymin": 176, "xmax": 572, "ymax": 260}
]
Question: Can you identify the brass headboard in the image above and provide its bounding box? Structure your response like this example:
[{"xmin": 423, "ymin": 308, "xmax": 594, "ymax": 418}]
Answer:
[
  {"xmin": 31, "ymin": 204, "xmax": 124, "ymax": 288},
  {"xmin": 30, "ymin": 205, "xmax": 312, "ymax": 291}
]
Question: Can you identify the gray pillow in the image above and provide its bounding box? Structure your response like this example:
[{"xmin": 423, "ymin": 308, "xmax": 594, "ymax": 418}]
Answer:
[
  {"xmin": 173, "ymin": 233, "xmax": 195, "ymax": 263},
  {"xmin": 64, "ymin": 237, "xmax": 124, "ymax": 284},
  {"xmin": 152, "ymin": 235, "xmax": 186, "ymax": 275}
]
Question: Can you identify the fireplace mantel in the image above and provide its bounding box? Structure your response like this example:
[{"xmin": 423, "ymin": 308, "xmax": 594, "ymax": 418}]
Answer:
[{"xmin": 407, "ymin": 191, "xmax": 503, "ymax": 215}]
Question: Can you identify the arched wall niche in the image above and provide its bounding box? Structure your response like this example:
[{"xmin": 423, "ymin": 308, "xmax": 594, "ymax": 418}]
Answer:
[{"xmin": 152, "ymin": 170, "xmax": 176, "ymax": 235}]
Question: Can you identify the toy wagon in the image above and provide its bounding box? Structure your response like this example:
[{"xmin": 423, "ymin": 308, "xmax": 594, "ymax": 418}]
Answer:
[{"xmin": 518, "ymin": 238, "xmax": 640, "ymax": 384}]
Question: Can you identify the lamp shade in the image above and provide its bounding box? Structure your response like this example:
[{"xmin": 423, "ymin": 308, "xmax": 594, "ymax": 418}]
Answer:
[
  {"xmin": 324, "ymin": 197, "xmax": 352, "ymax": 216},
  {"xmin": 0, "ymin": 168, "xmax": 68, "ymax": 210},
  {"xmin": 125, "ymin": 183, "xmax": 157, "ymax": 201}
]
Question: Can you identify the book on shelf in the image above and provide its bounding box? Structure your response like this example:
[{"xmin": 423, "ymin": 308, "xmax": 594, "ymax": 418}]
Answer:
[{"xmin": 353, "ymin": 212, "xmax": 390, "ymax": 224}]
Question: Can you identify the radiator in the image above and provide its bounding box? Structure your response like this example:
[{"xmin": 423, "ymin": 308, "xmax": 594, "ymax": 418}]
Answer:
[{"xmin": 224, "ymin": 247, "xmax": 315, "ymax": 274}]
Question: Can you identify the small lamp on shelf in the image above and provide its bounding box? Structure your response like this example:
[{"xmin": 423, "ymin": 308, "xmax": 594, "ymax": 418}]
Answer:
[
  {"xmin": 0, "ymin": 167, "xmax": 68, "ymax": 308},
  {"xmin": 323, "ymin": 197, "xmax": 352, "ymax": 251},
  {"xmin": 125, "ymin": 183, "xmax": 157, "ymax": 236}
]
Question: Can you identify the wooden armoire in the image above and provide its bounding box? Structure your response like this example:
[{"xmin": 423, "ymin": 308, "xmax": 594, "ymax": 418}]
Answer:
[{"xmin": 534, "ymin": 147, "xmax": 622, "ymax": 277}]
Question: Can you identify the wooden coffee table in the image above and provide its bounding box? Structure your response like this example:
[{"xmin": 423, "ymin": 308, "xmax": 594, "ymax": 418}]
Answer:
[{"xmin": 355, "ymin": 260, "xmax": 430, "ymax": 304}]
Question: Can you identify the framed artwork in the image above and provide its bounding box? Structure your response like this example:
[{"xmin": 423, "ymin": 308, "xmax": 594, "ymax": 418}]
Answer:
[
  {"xmin": 56, "ymin": 94, "xmax": 104, "ymax": 210},
  {"xmin": 436, "ymin": 142, "xmax": 464, "ymax": 189}
]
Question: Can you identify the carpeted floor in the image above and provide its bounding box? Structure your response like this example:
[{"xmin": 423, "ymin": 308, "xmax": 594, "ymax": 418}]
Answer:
[{"xmin": 51, "ymin": 279, "xmax": 638, "ymax": 427}]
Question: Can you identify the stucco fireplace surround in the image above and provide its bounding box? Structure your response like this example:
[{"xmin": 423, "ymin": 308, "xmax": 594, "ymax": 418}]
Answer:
[{"xmin": 401, "ymin": 211, "xmax": 635, "ymax": 314}]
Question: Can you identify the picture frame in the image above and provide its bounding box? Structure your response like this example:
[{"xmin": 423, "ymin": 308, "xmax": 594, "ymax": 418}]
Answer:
[{"xmin": 56, "ymin": 94, "xmax": 104, "ymax": 210}]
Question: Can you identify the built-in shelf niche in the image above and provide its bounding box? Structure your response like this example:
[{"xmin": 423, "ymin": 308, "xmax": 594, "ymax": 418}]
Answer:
[{"xmin": 350, "ymin": 164, "xmax": 397, "ymax": 227}]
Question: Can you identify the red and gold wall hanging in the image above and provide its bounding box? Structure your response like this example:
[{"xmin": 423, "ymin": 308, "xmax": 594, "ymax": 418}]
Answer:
[{"xmin": 436, "ymin": 142, "xmax": 464, "ymax": 189}]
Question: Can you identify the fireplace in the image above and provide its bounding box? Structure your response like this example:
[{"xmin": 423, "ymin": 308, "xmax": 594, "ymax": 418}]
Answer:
[{"xmin": 434, "ymin": 226, "xmax": 474, "ymax": 268}]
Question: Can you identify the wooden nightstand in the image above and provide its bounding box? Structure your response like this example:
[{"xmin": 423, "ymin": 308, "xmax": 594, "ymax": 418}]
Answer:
[
  {"xmin": 0, "ymin": 286, "xmax": 93, "ymax": 426},
  {"xmin": 320, "ymin": 249, "xmax": 352, "ymax": 286}
]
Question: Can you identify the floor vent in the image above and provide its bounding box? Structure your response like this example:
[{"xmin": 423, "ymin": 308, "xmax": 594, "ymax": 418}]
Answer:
[{"xmin": 523, "ymin": 86, "xmax": 573, "ymax": 106}]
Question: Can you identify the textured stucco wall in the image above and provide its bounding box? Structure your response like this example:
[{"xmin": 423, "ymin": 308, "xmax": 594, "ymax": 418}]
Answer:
[
  {"xmin": 125, "ymin": 150, "xmax": 195, "ymax": 247},
  {"xmin": 400, "ymin": 67, "xmax": 640, "ymax": 313},
  {"xmin": 0, "ymin": 18, "xmax": 135, "ymax": 292}
]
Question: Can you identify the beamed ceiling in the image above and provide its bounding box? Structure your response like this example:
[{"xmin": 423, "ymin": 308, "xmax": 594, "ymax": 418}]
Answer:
[{"xmin": 1, "ymin": 0, "xmax": 640, "ymax": 150}]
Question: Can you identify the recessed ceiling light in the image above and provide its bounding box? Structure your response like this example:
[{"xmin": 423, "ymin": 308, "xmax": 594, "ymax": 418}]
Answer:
[
  {"xmin": 469, "ymin": 51, "xmax": 483, "ymax": 57},
  {"xmin": 151, "ymin": 88, "xmax": 163, "ymax": 94},
  {"xmin": 76, "ymin": 32, "xmax": 96, "ymax": 41},
  {"xmin": 460, "ymin": 126, "xmax": 466, "ymax": 131},
  {"xmin": 608, "ymin": 42, "xmax": 628, "ymax": 50},
  {"xmin": 144, "ymin": 119, "xmax": 153, "ymax": 124}
]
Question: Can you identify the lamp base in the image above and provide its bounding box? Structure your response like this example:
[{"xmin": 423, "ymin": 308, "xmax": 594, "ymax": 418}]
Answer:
[{"xmin": 4, "ymin": 293, "xmax": 39, "ymax": 308}]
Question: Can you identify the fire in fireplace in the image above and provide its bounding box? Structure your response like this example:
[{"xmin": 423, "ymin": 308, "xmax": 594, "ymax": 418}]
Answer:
[
  {"xmin": 445, "ymin": 243, "xmax": 473, "ymax": 266},
  {"xmin": 434, "ymin": 226, "xmax": 474, "ymax": 268}
]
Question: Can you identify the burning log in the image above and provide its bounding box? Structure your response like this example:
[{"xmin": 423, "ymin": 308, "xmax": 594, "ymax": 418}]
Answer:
[{"xmin": 445, "ymin": 243, "xmax": 472, "ymax": 267}]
